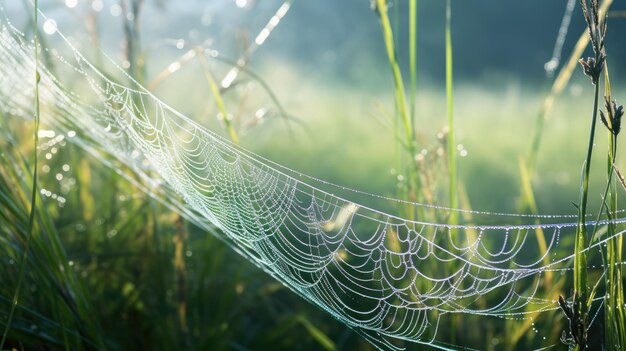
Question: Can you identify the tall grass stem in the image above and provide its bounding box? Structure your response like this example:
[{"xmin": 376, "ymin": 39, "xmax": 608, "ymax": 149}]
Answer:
[
  {"xmin": 445, "ymin": 0, "xmax": 458, "ymax": 218},
  {"xmin": 375, "ymin": 0, "xmax": 421, "ymax": 217},
  {"xmin": 0, "ymin": 0, "xmax": 40, "ymax": 348},
  {"xmin": 573, "ymin": 80, "xmax": 600, "ymax": 334},
  {"xmin": 409, "ymin": 0, "xmax": 417, "ymax": 125}
]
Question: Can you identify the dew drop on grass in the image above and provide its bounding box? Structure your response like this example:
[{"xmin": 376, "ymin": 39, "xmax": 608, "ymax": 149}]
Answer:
[
  {"xmin": 42, "ymin": 19, "xmax": 57, "ymax": 35},
  {"xmin": 110, "ymin": 4, "xmax": 122, "ymax": 17},
  {"xmin": 107, "ymin": 229, "xmax": 118, "ymax": 238},
  {"xmin": 91, "ymin": 0, "xmax": 103, "ymax": 12},
  {"xmin": 168, "ymin": 62, "xmax": 181, "ymax": 73}
]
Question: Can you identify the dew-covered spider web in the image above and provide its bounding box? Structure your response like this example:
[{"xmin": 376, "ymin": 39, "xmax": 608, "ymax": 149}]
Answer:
[{"xmin": 1, "ymin": 7, "xmax": 625, "ymax": 351}]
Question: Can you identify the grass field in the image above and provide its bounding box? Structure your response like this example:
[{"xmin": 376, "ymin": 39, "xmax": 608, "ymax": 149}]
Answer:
[{"xmin": 1, "ymin": 0, "xmax": 626, "ymax": 350}]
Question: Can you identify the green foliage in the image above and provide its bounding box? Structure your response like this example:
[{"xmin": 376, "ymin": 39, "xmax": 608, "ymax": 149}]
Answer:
[{"xmin": 1, "ymin": 1, "xmax": 625, "ymax": 350}]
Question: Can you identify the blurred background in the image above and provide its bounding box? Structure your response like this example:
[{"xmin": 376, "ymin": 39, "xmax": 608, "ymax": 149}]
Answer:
[{"xmin": 1, "ymin": 0, "xmax": 626, "ymax": 350}]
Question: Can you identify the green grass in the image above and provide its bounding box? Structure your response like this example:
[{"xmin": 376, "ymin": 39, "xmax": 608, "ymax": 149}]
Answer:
[
  {"xmin": 445, "ymin": 0, "xmax": 458, "ymax": 225},
  {"xmin": 2, "ymin": 1, "xmax": 626, "ymax": 350},
  {"xmin": 0, "ymin": 125, "xmax": 106, "ymax": 350},
  {"xmin": 374, "ymin": 0, "xmax": 421, "ymax": 217},
  {"xmin": 1, "ymin": 0, "xmax": 41, "ymax": 346},
  {"xmin": 564, "ymin": 1, "xmax": 626, "ymax": 349}
]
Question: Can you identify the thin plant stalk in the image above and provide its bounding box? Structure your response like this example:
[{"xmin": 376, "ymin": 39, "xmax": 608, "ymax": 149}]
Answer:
[
  {"xmin": 375, "ymin": 0, "xmax": 413, "ymax": 153},
  {"xmin": 375, "ymin": 0, "xmax": 421, "ymax": 218},
  {"xmin": 574, "ymin": 80, "xmax": 599, "ymax": 326},
  {"xmin": 523, "ymin": 0, "xmax": 612, "ymax": 185},
  {"xmin": 0, "ymin": 0, "xmax": 40, "ymax": 347},
  {"xmin": 600, "ymin": 65, "xmax": 626, "ymax": 349},
  {"xmin": 519, "ymin": 4, "xmax": 613, "ymax": 298},
  {"xmin": 605, "ymin": 123, "xmax": 621, "ymax": 349},
  {"xmin": 446, "ymin": 0, "xmax": 458, "ymax": 220},
  {"xmin": 409, "ymin": 0, "xmax": 417, "ymax": 124},
  {"xmin": 570, "ymin": 5, "xmax": 603, "ymax": 342},
  {"xmin": 121, "ymin": 0, "xmax": 145, "ymax": 85},
  {"xmin": 198, "ymin": 53, "xmax": 240, "ymax": 144}
]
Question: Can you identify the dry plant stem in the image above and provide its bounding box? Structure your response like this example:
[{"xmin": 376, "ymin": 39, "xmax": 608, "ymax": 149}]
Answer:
[
  {"xmin": 0, "ymin": 0, "xmax": 40, "ymax": 348},
  {"xmin": 220, "ymin": 0, "xmax": 294, "ymax": 89},
  {"xmin": 197, "ymin": 53, "xmax": 240, "ymax": 144}
]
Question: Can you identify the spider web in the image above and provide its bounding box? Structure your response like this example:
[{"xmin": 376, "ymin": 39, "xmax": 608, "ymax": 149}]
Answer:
[{"xmin": 0, "ymin": 9, "xmax": 624, "ymax": 351}]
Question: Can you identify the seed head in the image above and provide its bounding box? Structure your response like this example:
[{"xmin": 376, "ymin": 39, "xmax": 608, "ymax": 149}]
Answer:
[
  {"xmin": 600, "ymin": 98, "xmax": 624, "ymax": 136},
  {"xmin": 579, "ymin": 0, "xmax": 607, "ymax": 85},
  {"xmin": 579, "ymin": 57, "xmax": 605, "ymax": 85}
]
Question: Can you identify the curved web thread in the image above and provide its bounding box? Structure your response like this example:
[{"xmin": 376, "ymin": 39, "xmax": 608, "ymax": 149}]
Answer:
[{"xmin": 0, "ymin": 14, "xmax": 624, "ymax": 351}]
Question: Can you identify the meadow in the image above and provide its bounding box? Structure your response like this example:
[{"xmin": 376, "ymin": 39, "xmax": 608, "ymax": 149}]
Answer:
[{"xmin": 1, "ymin": 0, "xmax": 626, "ymax": 350}]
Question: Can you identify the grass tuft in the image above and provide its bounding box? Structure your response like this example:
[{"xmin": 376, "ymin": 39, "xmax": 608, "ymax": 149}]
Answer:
[{"xmin": 0, "ymin": 0, "xmax": 40, "ymax": 348}]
